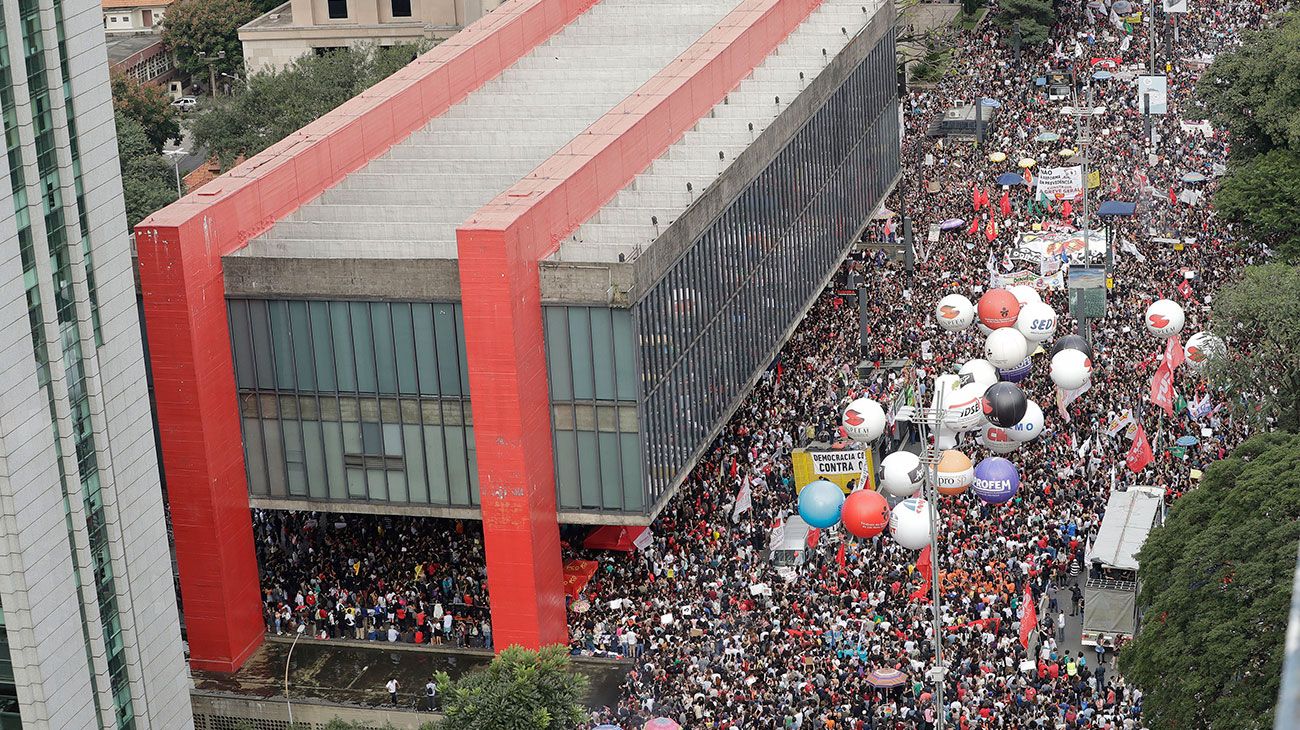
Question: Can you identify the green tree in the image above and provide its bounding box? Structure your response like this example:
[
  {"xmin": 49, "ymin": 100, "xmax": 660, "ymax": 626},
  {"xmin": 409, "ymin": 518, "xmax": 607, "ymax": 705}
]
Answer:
[
  {"xmin": 110, "ymin": 72, "xmax": 180, "ymax": 152},
  {"xmin": 961, "ymin": 0, "xmax": 981, "ymax": 19},
  {"xmin": 191, "ymin": 43, "xmax": 426, "ymax": 167},
  {"xmin": 1213, "ymin": 148, "xmax": 1300, "ymax": 263},
  {"xmin": 161, "ymin": 0, "xmax": 258, "ymax": 82},
  {"xmin": 1121, "ymin": 433, "xmax": 1300, "ymax": 729},
  {"xmin": 992, "ymin": 0, "xmax": 1054, "ymax": 46},
  {"xmin": 1195, "ymin": 11, "xmax": 1300, "ymax": 160},
  {"xmin": 434, "ymin": 645, "xmax": 589, "ymax": 730},
  {"xmin": 1206, "ymin": 264, "xmax": 1300, "ymax": 431},
  {"xmin": 115, "ymin": 112, "xmax": 179, "ymax": 229}
]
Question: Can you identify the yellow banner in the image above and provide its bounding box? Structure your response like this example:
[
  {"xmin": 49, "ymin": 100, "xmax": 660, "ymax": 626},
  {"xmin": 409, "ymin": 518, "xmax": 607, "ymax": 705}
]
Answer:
[
  {"xmin": 1123, "ymin": 11, "xmax": 1143, "ymax": 22},
  {"xmin": 1087, "ymin": 170, "xmax": 1100, "ymax": 189},
  {"xmin": 792, "ymin": 447, "xmax": 876, "ymax": 493}
]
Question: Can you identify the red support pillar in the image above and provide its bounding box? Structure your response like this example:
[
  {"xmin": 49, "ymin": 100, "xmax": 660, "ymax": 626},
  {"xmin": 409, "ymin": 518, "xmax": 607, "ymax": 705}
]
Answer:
[
  {"xmin": 457, "ymin": 226, "xmax": 569, "ymax": 649},
  {"xmin": 135, "ymin": 223, "xmax": 264, "ymax": 672}
]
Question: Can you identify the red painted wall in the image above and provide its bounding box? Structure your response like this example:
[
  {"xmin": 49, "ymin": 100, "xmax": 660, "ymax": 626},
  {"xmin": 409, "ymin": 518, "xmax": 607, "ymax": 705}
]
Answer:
[
  {"xmin": 457, "ymin": 0, "xmax": 822, "ymax": 651},
  {"xmin": 134, "ymin": 0, "xmax": 598, "ymax": 671}
]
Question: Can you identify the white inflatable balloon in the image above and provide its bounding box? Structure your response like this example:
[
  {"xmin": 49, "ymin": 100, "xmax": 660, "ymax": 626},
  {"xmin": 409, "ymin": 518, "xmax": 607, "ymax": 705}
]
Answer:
[
  {"xmin": 843, "ymin": 398, "xmax": 886, "ymax": 443},
  {"xmin": 1145, "ymin": 299, "xmax": 1186, "ymax": 339},
  {"xmin": 985, "ymin": 328, "xmax": 1030, "ymax": 370},
  {"xmin": 880, "ymin": 451, "xmax": 924, "ymax": 497},
  {"xmin": 934, "ymin": 431, "xmax": 958, "ymax": 450},
  {"xmin": 976, "ymin": 321, "xmax": 994, "ymax": 336},
  {"xmin": 1015, "ymin": 301, "xmax": 1058, "ymax": 342},
  {"xmin": 958, "ymin": 359, "xmax": 998, "ymax": 389},
  {"xmin": 946, "ymin": 382, "xmax": 987, "ymax": 431},
  {"xmin": 1184, "ymin": 331, "xmax": 1225, "ymax": 371},
  {"xmin": 1008, "ymin": 284, "xmax": 1041, "ymax": 310},
  {"xmin": 1050, "ymin": 348, "xmax": 1092, "ymax": 390},
  {"xmin": 890, "ymin": 497, "xmax": 933, "ymax": 550},
  {"xmin": 935, "ymin": 294, "xmax": 976, "ymax": 332},
  {"xmin": 1008, "ymin": 400, "xmax": 1044, "ymax": 442},
  {"xmin": 980, "ymin": 423, "xmax": 1021, "ymax": 454}
]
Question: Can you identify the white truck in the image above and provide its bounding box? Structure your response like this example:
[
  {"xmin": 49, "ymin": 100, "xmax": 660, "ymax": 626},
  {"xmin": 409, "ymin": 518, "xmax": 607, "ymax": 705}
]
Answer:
[
  {"xmin": 1081, "ymin": 486, "xmax": 1165, "ymax": 647},
  {"xmin": 770, "ymin": 516, "xmax": 815, "ymax": 582}
]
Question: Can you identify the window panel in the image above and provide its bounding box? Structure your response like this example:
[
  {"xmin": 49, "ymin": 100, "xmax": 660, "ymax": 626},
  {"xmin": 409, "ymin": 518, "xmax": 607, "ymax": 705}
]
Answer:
[
  {"xmin": 403, "ymin": 424, "xmax": 428, "ymax": 503},
  {"xmin": 248, "ymin": 300, "xmax": 275, "ymax": 389},
  {"xmin": 269, "ymin": 301, "xmax": 296, "ymax": 390},
  {"xmin": 424, "ymin": 424, "xmax": 450, "ymax": 504},
  {"xmin": 456, "ymin": 306, "xmax": 471, "ymax": 395},
  {"xmin": 444, "ymin": 422, "xmax": 470, "ymax": 505},
  {"xmin": 283, "ymin": 419, "xmax": 307, "ymax": 497},
  {"xmin": 620, "ymin": 433, "xmax": 644, "ymax": 511},
  {"xmin": 229, "ymin": 301, "xmax": 256, "ymax": 389},
  {"xmin": 393, "ymin": 303, "xmax": 418, "ymax": 395},
  {"xmin": 612, "ymin": 310, "xmax": 636, "ymax": 401},
  {"xmin": 433, "ymin": 304, "xmax": 460, "ymax": 395},
  {"xmin": 349, "ymin": 302, "xmax": 377, "ymax": 393},
  {"xmin": 242, "ymin": 417, "xmax": 268, "ymax": 496},
  {"xmin": 413, "ymin": 303, "xmax": 439, "ymax": 396},
  {"xmin": 591, "ymin": 308, "xmax": 616, "ymax": 401},
  {"xmin": 568, "ymin": 308, "xmax": 594, "ymax": 401},
  {"xmin": 263, "ymin": 417, "xmax": 287, "ymax": 498},
  {"xmin": 555, "ymin": 430, "xmax": 580, "ymax": 510},
  {"xmin": 598, "ymin": 431, "xmax": 621, "ymax": 510},
  {"xmin": 545, "ymin": 307, "xmax": 572, "ymax": 401},
  {"xmin": 370, "ymin": 302, "xmax": 397, "ymax": 394},
  {"xmin": 309, "ymin": 302, "xmax": 337, "ymax": 391},
  {"xmin": 331, "ymin": 302, "xmax": 357, "ymax": 391},
  {"xmin": 289, "ymin": 301, "xmax": 316, "ymax": 391},
  {"xmin": 576, "ymin": 430, "xmax": 600, "ymax": 508}
]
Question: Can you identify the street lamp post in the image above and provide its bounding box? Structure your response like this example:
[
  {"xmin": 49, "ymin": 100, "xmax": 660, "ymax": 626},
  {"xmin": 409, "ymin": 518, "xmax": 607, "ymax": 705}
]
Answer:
[
  {"xmin": 196, "ymin": 50, "xmax": 226, "ymax": 98},
  {"xmin": 285, "ymin": 624, "xmax": 306, "ymax": 726},
  {"xmin": 163, "ymin": 149, "xmax": 184, "ymax": 197},
  {"xmin": 908, "ymin": 377, "xmax": 948, "ymax": 729}
]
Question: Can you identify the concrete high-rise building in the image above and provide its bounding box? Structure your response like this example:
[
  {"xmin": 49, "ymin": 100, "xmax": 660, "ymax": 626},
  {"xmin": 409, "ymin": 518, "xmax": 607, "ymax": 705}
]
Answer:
[{"xmin": 0, "ymin": 0, "xmax": 192, "ymax": 727}]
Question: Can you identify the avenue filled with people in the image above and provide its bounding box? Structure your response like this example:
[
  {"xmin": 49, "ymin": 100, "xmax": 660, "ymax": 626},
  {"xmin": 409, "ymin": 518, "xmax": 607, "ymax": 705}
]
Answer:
[{"xmin": 251, "ymin": 0, "xmax": 1273, "ymax": 724}]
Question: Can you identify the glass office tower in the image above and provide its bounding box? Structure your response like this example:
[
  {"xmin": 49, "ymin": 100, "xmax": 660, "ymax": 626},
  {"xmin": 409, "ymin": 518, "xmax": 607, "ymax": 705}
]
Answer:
[{"xmin": 0, "ymin": 0, "xmax": 191, "ymax": 727}]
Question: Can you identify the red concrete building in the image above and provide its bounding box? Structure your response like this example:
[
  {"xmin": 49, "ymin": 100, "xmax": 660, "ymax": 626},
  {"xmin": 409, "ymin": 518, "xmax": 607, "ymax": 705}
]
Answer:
[{"xmin": 137, "ymin": 0, "xmax": 899, "ymax": 671}]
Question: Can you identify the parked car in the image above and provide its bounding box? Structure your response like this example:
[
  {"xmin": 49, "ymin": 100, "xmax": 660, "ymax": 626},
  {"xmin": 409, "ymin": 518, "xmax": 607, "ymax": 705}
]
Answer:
[{"xmin": 170, "ymin": 96, "xmax": 198, "ymax": 112}]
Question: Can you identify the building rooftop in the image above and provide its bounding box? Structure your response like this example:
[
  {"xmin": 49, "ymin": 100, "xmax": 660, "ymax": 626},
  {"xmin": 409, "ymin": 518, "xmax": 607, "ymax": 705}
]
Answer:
[
  {"xmin": 238, "ymin": 0, "xmax": 748, "ymax": 261},
  {"xmin": 104, "ymin": 33, "xmax": 164, "ymax": 66},
  {"xmin": 102, "ymin": 0, "xmax": 172, "ymax": 8},
  {"xmin": 554, "ymin": 0, "xmax": 882, "ymax": 264}
]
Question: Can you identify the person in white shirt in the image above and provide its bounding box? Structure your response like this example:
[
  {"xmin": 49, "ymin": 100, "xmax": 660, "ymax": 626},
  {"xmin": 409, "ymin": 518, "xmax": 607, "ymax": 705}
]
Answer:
[{"xmin": 386, "ymin": 678, "xmax": 398, "ymax": 706}]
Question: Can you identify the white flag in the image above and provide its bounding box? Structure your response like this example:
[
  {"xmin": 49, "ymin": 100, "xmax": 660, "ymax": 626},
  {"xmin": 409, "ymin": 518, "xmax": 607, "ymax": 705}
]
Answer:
[{"xmin": 732, "ymin": 476, "xmax": 753, "ymax": 523}]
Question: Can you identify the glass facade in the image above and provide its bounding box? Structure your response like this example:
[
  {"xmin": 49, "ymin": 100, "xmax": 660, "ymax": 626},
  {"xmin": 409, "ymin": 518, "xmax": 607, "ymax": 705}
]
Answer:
[
  {"xmin": 635, "ymin": 31, "xmax": 899, "ymax": 504},
  {"xmin": 543, "ymin": 306, "xmax": 643, "ymax": 512},
  {"xmin": 228, "ymin": 299, "xmax": 480, "ymax": 507},
  {"xmin": 4, "ymin": 0, "xmax": 130, "ymax": 724}
]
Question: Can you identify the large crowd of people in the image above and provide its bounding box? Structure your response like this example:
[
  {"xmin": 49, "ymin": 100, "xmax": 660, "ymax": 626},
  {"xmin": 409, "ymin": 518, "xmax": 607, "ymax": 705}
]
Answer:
[
  {"xmin": 573, "ymin": 0, "xmax": 1272, "ymax": 727},
  {"xmin": 252, "ymin": 0, "xmax": 1277, "ymax": 724}
]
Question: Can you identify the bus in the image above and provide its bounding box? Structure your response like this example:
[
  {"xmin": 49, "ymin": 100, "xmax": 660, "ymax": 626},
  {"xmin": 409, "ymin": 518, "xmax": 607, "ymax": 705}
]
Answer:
[{"xmin": 1081, "ymin": 486, "xmax": 1165, "ymax": 647}]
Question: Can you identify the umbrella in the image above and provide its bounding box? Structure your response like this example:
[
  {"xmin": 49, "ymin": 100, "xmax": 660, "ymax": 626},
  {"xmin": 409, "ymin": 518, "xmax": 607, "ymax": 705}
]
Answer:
[
  {"xmin": 1176, "ymin": 435, "xmax": 1200, "ymax": 446},
  {"xmin": 873, "ymin": 207, "xmax": 897, "ymax": 220},
  {"xmin": 996, "ymin": 172, "xmax": 1024, "ymax": 186},
  {"xmin": 866, "ymin": 668, "xmax": 910, "ymax": 688},
  {"xmin": 980, "ymin": 97, "xmax": 1001, "ymax": 108},
  {"xmin": 939, "ymin": 218, "xmax": 965, "ymax": 230},
  {"xmin": 1058, "ymin": 147, "xmax": 1076, "ymax": 158},
  {"xmin": 1092, "ymin": 70, "xmax": 1114, "ymax": 80},
  {"xmin": 570, "ymin": 599, "xmax": 590, "ymax": 613},
  {"xmin": 1019, "ymin": 158, "xmax": 1037, "ymax": 169},
  {"xmin": 1112, "ymin": 0, "xmax": 1133, "ymax": 12},
  {"xmin": 989, "ymin": 151, "xmax": 1008, "ymax": 162},
  {"xmin": 644, "ymin": 719, "xmax": 682, "ymax": 730},
  {"xmin": 1181, "ymin": 171, "xmax": 1208, "ymax": 183},
  {"xmin": 1035, "ymin": 131, "xmax": 1061, "ymax": 142}
]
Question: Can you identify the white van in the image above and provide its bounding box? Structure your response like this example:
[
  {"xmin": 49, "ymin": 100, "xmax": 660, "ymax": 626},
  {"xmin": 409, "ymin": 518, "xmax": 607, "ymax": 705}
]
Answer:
[{"xmin": 770, "ymin": 516, "xmax": 814, "ymax": 581}]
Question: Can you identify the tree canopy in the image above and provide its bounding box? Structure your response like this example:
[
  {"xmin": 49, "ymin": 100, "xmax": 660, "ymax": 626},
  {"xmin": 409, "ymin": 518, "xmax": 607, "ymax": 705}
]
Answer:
[
  {"xmin": 191, "ymin": 43, "xmax": 427, "ymax": 167},
  {"xmin": 992, "ymin": 0, "xmax": 1055, "ymax": 47},
  {"xmin": 1195, "ymin": 11, "xmax": 1300, "ymax": 160},
  {"xmin": 433, "ymin": 645, "xmax": 589, "ymax": 730},
  {"xmin": 1207, "ymin": 263, "xmax": 1300, "ymax": 432},
  {"xmin": 1121, "ymin": 432, "xmax": 1300, "ymax": 730},
  {"xmin": 160, "ymin": 0, "xmax": 258, "ymax": 81},
  {"xmin": 115, "ymin": 112, "xmax": 178, "ymax": 229},
  {"xmin": 111, "ymin": 73, "xmax": 180, "ymax": 152},
  {"xmin": 1212, "ymin": 148, "xmax": 1300, "ymax": 263}
]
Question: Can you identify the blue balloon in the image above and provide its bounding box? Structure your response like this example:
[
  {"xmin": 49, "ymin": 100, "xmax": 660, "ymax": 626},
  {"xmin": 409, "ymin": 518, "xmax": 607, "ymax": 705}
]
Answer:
[
  {"xmin": 798, "ymin": 480, "xmax": 846, "ymax": 528},
  {"xmin": 972, "ymin": 457, "xmax": 1020, "ymax": 504},
  {"xmin": 997, "ymin": 357, "xmax": 1032, "ymax": 383}
]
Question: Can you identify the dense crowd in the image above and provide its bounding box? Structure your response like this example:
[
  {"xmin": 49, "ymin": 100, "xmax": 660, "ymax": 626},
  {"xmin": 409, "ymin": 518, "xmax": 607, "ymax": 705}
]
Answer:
[
  {"xmin": 575, "ymin": 0, "xmax": 1273, "ymax": 727},
  {"xmin": 251, "ymin": 0, "xmax": 1277, "ymax": 724}
]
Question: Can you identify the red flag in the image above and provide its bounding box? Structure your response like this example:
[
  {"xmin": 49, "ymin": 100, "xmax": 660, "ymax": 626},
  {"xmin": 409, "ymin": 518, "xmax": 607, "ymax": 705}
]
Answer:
[
  {"xmin": 1018, "ymin": 586, "xmax": 1037, "ymax": 649},
  {"xmin": 1168, "ymin": 186, "xmax": 1177, "ymax": 206},
  {"xmin": 980, "ymin": 187, "xmax": 991, "ymax": 209},
  {"xmin": 836, "ymin": 543, "xmax": 846, "ymax": 569},
  {"xmin": 917, "ymin": 545, "xmax": 933, "ymax": 583},
  {"xmin": 985, "ymin": 217, "xmax": 998, "ymax": 242},
  {"xmin": 1150, "ymin": 362, "xmax": 1176, "ymax": 416},
  {"xmin": 968, "ymin": 216, "xmax": 981, "ymax": 236},
  {"xmin": 973, "ymin": 184, "xmax": 982, "ymax": 211},
  {"xmin": 1177, "ymin": 278, "xmax": 1193, "ymax": 300},
  {"xmin": 999, "ymin": 190, "xmax": 1011, "ymax": 218},
  {"xmin": 1061, "ymin": 200, "xmax": 1073, "ymax": 219},
  {"xmin": 1126, "ymin": 422, "xmax": 1154, "ymax": 472},
  {"xmin": 1164, "ymin": 335, "xmax": 1185, "ymax": 372}
]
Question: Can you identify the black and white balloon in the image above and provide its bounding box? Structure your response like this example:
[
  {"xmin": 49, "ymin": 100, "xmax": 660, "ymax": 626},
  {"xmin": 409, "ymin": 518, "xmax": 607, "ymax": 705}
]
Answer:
[{"xmin": 981, "ymin": 382, "xmax": 1028, "ymax": 428}]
